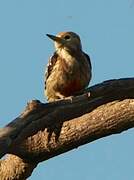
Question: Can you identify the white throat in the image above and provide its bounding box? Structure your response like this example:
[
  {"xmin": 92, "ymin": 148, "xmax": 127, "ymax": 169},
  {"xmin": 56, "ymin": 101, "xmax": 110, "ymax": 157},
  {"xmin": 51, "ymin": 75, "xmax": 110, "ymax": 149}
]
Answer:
[{"xmin": 57, "ymin": 48, "xmax": 73, "ymax": 62}]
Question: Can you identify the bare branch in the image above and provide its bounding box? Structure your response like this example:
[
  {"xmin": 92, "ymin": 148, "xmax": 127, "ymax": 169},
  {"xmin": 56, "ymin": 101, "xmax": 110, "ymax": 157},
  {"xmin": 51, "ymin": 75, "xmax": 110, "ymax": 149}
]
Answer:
[{"xmin": 0, "ymin": 78, "xmax": 134, "ymax": 179}]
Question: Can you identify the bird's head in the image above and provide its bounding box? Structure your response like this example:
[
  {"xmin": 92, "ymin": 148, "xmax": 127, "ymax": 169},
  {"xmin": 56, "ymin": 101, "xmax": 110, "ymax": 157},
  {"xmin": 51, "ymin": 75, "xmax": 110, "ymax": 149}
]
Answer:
[{"xmin": 46, "ymin": 32, "xmax": 82, "ymax": 52}]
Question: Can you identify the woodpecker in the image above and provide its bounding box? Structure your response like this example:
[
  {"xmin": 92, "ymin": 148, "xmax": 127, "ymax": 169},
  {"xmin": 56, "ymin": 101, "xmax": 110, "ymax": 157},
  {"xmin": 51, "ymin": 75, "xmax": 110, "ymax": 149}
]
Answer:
[{"xmin": 45, "ymin": 31, "xmax": 92, "ymax": 102}]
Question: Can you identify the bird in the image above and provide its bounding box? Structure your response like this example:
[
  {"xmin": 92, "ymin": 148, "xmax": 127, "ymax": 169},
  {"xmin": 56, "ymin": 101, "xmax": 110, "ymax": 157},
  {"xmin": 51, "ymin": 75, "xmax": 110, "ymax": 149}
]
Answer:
[{"xmin": 44, "ymin": 31, "xmax": 92, "ymax": 102}]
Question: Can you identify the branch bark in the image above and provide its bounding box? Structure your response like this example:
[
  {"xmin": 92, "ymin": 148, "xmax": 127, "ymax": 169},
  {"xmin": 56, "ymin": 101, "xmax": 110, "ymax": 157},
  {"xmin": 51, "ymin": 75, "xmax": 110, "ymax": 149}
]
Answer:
[{"xmin": 0, "ymin": 78, "xmax": 134, "ymax": 179}]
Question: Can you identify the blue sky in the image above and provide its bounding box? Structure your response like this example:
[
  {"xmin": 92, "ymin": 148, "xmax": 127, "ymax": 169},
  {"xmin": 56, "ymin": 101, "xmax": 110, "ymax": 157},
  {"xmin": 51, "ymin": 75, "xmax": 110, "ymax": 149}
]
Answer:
[{"xmin": 0, "ymin": 0, "xmax": 134, "ymax": 179}]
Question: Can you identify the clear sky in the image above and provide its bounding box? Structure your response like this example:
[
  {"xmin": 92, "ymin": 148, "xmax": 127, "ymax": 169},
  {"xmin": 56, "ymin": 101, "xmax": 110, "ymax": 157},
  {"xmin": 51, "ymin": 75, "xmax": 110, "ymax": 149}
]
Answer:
[{"xmin": 0, "ymin": 0, "xmax": 134, "ymax": 179}]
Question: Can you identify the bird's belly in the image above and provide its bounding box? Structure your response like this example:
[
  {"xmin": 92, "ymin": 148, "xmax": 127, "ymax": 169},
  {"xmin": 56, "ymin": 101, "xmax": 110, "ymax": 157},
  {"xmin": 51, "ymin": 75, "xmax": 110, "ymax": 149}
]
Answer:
[
  {"xmin": 61, "ymin": 78, "xmax": 83, "ymax": 96},
  {"xmin": 53, "ymin": 66, "xmax": 89, "ymax": 96}
]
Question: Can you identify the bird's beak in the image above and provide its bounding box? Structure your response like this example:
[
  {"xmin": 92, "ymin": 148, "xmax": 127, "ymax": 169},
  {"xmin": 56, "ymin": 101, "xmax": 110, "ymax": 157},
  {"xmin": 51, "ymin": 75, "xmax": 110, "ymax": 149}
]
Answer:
[{"xmin": 46, "ymin": 34, "xmax": 65, "ymax": 44}]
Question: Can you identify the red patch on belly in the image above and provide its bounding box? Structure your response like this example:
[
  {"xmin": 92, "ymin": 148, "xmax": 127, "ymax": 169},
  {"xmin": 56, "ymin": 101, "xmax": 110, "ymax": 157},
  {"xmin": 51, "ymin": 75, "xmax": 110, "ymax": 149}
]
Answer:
[{"xmin": 62, "ymin": 79, "xmax": 82, "ymax": 96}]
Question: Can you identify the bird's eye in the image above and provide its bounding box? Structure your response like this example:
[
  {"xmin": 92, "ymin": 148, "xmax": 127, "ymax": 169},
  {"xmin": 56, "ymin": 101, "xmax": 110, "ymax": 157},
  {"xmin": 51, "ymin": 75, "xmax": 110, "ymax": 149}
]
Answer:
[{"xmin": 64, "ymin": 35, "xmax": 71, "ymax": 40}]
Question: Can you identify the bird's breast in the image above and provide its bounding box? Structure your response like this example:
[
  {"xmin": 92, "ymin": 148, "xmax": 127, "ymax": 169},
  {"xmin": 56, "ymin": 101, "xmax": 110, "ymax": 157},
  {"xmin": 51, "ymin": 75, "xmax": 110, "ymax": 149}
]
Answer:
[{"xmin": 51, "ymin": 52, "xmax": 90, "ymax": 96}]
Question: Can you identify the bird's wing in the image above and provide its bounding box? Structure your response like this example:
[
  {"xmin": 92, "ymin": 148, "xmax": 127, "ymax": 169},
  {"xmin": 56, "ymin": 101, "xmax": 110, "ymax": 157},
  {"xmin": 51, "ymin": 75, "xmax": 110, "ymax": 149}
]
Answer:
[
  {"xmin": 84, "ymin": 52, "xmax": 92, "ymax": 70},
  {"xmin": 45, "ymin": 52, "xmax": 58, "ymax": 88}
]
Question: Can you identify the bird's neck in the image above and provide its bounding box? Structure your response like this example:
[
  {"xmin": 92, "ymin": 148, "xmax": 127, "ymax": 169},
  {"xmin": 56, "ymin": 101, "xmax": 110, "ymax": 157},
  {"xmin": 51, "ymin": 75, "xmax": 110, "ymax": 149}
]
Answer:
[{"xmin": 56, "ymin": 47, "xmax": 82, "ymax": 60}]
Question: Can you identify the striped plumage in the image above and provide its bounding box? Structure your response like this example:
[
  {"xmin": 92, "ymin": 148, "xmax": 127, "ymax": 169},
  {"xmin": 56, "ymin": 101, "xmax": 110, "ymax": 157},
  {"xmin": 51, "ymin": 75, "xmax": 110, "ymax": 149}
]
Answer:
[{"xmin": 45, "ymin": 32, "xmax": 92, "ymax": 102}]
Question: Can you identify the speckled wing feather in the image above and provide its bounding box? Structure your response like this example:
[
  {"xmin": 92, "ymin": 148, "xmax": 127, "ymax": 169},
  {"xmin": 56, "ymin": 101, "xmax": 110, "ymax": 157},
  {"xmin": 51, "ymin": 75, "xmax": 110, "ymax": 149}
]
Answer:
[{"xmin": 45, "ymin": 52, "xmax": 58, "ymax": 89}]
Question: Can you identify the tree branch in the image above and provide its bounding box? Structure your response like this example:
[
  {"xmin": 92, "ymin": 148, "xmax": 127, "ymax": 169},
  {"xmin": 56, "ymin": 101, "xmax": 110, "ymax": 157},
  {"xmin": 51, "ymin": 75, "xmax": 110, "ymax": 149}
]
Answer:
[{"xmin": 0, "ymin": 78, "xmax": 134, "ymax": 179}]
